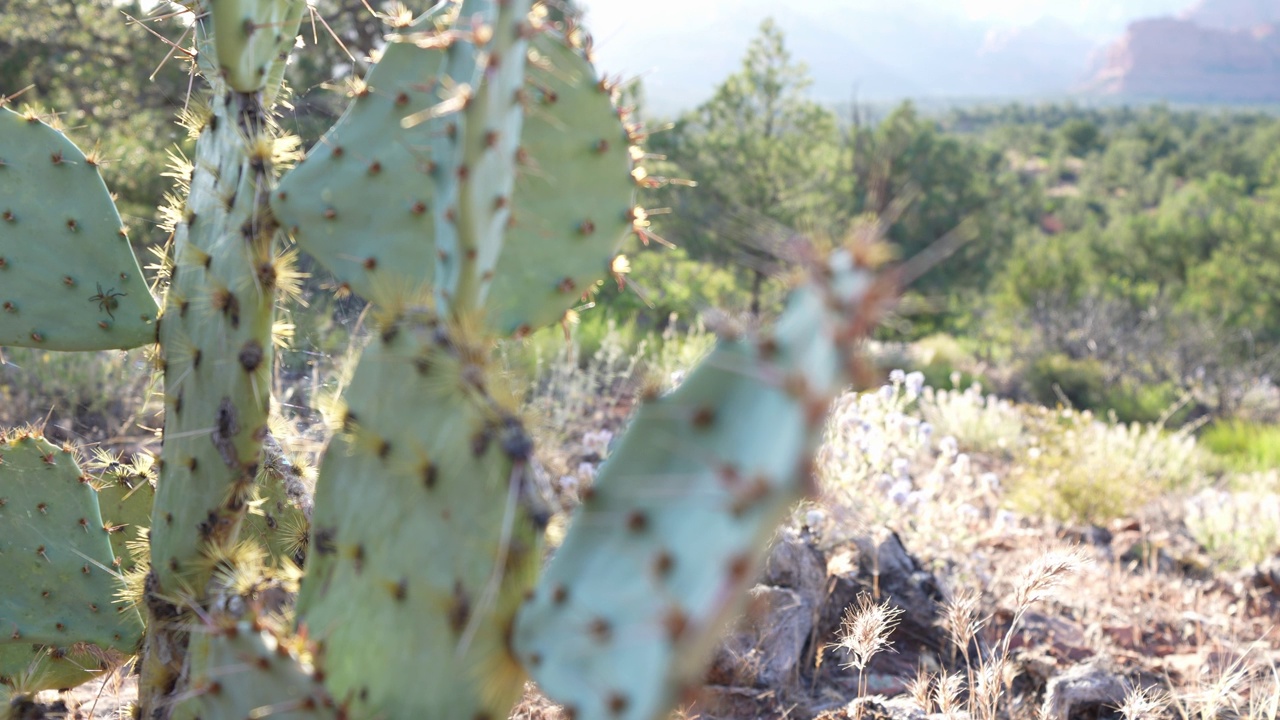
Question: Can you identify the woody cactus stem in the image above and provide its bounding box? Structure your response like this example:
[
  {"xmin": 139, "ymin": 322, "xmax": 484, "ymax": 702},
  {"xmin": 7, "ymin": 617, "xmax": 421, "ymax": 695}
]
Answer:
[{"xmin": 139, "ymin": 1, "xmax": 302, "ymax": 714}]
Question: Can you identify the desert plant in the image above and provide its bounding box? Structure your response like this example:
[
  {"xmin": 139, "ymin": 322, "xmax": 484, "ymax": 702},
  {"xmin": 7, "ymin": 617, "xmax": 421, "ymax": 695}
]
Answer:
[{"xmin": 0, "ymin": 2, "xmax": 892, "ymax": 719}]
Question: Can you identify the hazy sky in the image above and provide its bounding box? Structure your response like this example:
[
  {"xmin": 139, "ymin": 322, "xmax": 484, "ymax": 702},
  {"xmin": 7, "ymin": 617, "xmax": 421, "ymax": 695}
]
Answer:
[
  {"xmin": 578, "ymin": 0, "xmax": 1192, "ymax": 41},
  {"xmin": 574, "ymin": 0, "xmax": 1196, "ymax": 109}
]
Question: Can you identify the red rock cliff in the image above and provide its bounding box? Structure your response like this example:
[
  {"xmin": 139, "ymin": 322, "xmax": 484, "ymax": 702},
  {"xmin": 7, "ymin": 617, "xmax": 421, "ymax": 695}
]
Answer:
[{"xmin": 1087, "ymin": 16, "xmax": 1280, "ymax": 102}]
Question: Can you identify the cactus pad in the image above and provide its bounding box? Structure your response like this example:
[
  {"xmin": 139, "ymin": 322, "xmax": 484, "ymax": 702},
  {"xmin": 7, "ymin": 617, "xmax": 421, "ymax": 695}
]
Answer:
[
  {"xmin": 208, "ymin": 0, "xmax": 306, "ymax": 93},
  {"xmin": 0, "ymin": 643, "xmax": 125, "ymax": 700},
  {"xmin": 274, "ymin": 18, "xmax": 633, "ymax": 334},
  {"xmin": 0, "ymin": 432, "xmax": 144, "ymax": 652},
  {"xmin": 296, "ymin": 314, "xmax": 543, "ymax": 719},
  {"xmin": 149, "ymin": 87, "xmax": 281, "ymax": 589},
  {"xmin": 271, "ymin": 9, "xmax": 451, "ymax": 307},
  {"xmin": 94, "ymin": 465, "xmax": 156, "ymax": 576},
  {"xmin": 171, "ymin": 619, "xmax": 337, "ymax": 720},
  {"xmin": 482, "ymin": 31, "xmax": 635, "ymax": 334},
  {"xmin": 515, "ymin": 253, "xmax": 886, "ymax": 720},
  {"xmin": 0, "ymin": 107, "xmax": 158, "ymax": 350}
]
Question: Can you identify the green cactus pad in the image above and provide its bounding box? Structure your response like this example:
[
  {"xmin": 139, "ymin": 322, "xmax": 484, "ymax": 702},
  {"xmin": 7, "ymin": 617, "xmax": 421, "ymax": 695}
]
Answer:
[
  {"xmin": 0, "ymin": 432, "xmax": 144, "ymax": 652},
  {"xmin": 0, "ymin": 643, "xmax": 124, "ymax": 699},
  {"xmin": 208, "ymin": 0, "xmax": 306, "ymax": 94},
  {"xmin": 483, "ymin": 31, "xmax": 635, "ymax": 334},
  {"xmin": 171, "ymin": 620, "xmax": 337, "ymax": 720},
  {"xmin": 0, "ymin": 107, "xmax": 158, "ymax": 350},
  {"xmin": 297, "ymin": 315, "xmax": 543, "ymax": 720},
  {"xmin": 271, "ymin": 9, "xmax": 452, "ymax": 308},
  {"xmin": 514, "ymin": 259, "xmax": 881, "ymax": 720},
  {"xmin": 149, "ymin": 87, "xmax": 280, "ymax": 590},
  {"xmin": 274, "ymin": 20, "xmax": 633, "ymax": 334},
  {"xmin": 431, "ymin": 0, "xmax": 533, "ymax": 313},
  {"xmin": 95, "ymin": 470, "xmax": 155, "ymax": 575}
]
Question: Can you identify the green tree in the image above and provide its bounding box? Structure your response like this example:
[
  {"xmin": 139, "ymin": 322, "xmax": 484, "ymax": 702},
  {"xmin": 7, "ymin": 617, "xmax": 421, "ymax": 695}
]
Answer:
[
  {"xmin": 0, "ymin": 0, "xmax": 190, "ymax": 243},
  {"xmin": 651, "ymin": 19, "xmax": 840, "ymax": 315}
]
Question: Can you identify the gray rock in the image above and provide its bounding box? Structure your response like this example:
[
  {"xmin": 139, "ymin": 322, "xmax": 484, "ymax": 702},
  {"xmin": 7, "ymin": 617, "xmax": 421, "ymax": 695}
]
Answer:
[{"xmin": 1040, "ymin": 662, "xmax": 1128, "ymax": 720}]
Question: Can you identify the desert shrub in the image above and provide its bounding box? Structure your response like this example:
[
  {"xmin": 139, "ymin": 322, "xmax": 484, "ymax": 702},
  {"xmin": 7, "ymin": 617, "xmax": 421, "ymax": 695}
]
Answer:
[
  {"xmin": 913, "ymin": 361, "xmax": 990, "ymax": 396},
  {"xmin": 1184, "ymin": 489, "xmax": 1280, "ymax": 568},
  {"xmin": 1100, "ymin": 380, "xmax": 1191, "ymax": 426},
  {"xmin": 1201, "ymin": 420, "xmax": 1280, "ymax": 472},
  {"xmin": 1025, "ymin": 353, "xmax": 1106, "ymax": 410},
  {"xmin": 600, "ymin": 246, "xmax": 770, "ymax": 326},
  {"xmin": 918, "ymin": 382, "xmax": 1025, "ymax": 457},
  {"xmin": 817, "ymin": 372, "xmax": 1006, "ymax": 554},
  {"xmin": 1007, "ymin": 407, "xmax": 1206, "ymax": 524},
  {"xmin": 516, "ymin": 316, "xmax": 713, "ymax": 490}
]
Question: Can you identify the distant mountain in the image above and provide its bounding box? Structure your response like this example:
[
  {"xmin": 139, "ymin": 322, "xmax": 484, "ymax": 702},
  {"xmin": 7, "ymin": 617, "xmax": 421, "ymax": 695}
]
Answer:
[
  {"xmin": 582, "ymin": 0, "xmax": 1105, "ymax": 115},
  {"xmin": 970, "ymin": 18, "xmax": 1098, "ymax": 96},
  {"xmin": 1085, "ymin": 16, "xmax": 1280, "ymax": 102},
  {"xmin": 579, "ymin": 0, "xmax": 1278, "ymax": 113},
  {"xmin": 1179, "ymin": 0, "xmax": 1280, "ymax": 30}
]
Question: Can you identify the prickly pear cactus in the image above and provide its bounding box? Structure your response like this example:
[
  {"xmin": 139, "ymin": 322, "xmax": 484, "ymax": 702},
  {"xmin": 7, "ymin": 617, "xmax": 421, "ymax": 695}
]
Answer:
[
  {"xmin": 140, "ymin": 1, "xmax": 304, "ymax": 710},
  {"xmin": 295, "ymin": 311, "xmax": 544, "ymax": 719},
  {"xmin": 270, "ymin": 6, "xmax": 452, "ymax": 307},
  {"xmin": 0, "ymin": 643, "xmax": 125, "ymax": 703},
  {"xmin": 171, "ymin": 617, "xmax": 337, "ymax": 720},
  {"xmin": 515, "ymin": 252, "xmax": 889, "ymax": 720},
  {"xmin": 0, "ymin": 431, "xmax": 144, "ymax": 668},
  {"xmin": 93, "ymin": 455, "xmax": 158, "ymax": 576},
  {"xmin": 483, "ymin": 30, "xmax": 636, "ymax": 334},
  {"xmin": 272, "ymin": 8, "xmax": 634, "ymax": 335},
  {"xmin": 0, "ymin": 107, "xmax": 158, "ymax": 351},
  {"xmin": 209, "ymin": 0, "xmax": 307, "ymax": 94},
  {"xmin": 0, "ymin": 4, "xmax": 895, "ymax": 720}
]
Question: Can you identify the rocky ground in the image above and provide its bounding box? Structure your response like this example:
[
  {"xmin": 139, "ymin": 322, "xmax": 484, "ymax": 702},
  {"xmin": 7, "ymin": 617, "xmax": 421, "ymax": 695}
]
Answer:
[{"xmin": 35, "ymin": 516, "xmax": 1280, "ymax": 719}]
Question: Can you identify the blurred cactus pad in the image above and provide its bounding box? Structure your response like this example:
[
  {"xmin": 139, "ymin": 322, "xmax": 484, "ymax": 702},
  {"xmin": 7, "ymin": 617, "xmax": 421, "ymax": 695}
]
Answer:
[{"xmin": 0, "ymin": 1, "xmax": 890, "ymax": 718}]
